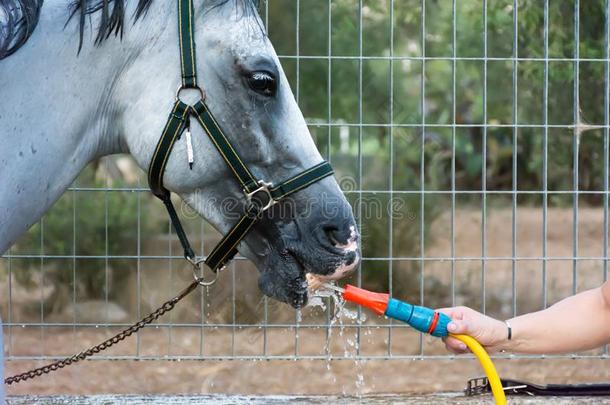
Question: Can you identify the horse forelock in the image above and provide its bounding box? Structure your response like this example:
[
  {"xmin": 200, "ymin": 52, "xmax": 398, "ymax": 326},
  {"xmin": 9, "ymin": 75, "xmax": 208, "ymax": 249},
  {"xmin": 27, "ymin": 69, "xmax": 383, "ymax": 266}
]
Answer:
[
  {"xmin": 0, "ymin": 0, "xmax": 261, "ymax": 60},
  {"xmin": 69, "ymin": 0, "xmax": 262, "ymax": 53}
]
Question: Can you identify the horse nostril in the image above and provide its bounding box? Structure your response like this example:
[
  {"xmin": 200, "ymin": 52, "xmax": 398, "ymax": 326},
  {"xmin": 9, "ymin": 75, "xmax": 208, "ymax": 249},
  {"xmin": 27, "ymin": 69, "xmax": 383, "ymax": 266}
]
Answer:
[
  {"xmin": 323, "ymin": 224, "xmax": 357, "ymax": 249},
  {"xmin": 344, "ymin": 250, "xmax": 357, "ymax": 265},
  {"xmin": 324, "ymin": 227, "xmax": 341, "ymax": 247}
]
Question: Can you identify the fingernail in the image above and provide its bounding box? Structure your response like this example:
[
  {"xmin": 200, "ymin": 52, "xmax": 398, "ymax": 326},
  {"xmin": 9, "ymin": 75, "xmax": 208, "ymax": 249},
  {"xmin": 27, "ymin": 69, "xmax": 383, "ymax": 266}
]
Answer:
[
  {"xmin": 459, "ymin": 343, "xmax": 467, "ymax": 350},
  {"xmin": 447, "ymin": 322, "xmax": 457, "ymax": 332}
]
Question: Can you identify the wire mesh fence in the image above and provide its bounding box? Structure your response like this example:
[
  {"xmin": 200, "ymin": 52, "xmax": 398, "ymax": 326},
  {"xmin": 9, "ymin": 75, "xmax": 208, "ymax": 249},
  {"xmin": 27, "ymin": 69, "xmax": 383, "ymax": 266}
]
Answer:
[{"xmin": 2, "ymin": 0, "xmax": 610, "ymax": 366}]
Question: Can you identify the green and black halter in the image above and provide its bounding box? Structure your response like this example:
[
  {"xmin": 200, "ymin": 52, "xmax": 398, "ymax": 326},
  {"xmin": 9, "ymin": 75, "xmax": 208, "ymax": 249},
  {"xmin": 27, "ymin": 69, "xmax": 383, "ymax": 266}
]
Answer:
[{"xmin": 148, "ymin": 0, "xmax": 334, "ymax": 280}]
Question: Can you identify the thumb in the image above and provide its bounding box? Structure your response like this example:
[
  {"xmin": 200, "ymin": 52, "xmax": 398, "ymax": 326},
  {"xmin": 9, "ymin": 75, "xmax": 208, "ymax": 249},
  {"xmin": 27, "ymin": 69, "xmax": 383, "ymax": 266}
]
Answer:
[{"xmin": 447, "ymin": 319, "xmax": 472, "ymax": 335}]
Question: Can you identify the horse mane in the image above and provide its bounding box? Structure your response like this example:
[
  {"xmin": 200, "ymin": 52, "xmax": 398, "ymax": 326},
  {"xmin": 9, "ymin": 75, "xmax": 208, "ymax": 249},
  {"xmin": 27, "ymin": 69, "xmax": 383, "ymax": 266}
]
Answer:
[
  {"xmin": 0, "ymin": 0, "xmax": 260, "ymax": 60},
  {"xmin": 0, "ymin": 0, "xmax": 43, "ymax": 59},
  {"xmin": 69, "ymin": 0, "xmax": 261, "ymax": 53}
]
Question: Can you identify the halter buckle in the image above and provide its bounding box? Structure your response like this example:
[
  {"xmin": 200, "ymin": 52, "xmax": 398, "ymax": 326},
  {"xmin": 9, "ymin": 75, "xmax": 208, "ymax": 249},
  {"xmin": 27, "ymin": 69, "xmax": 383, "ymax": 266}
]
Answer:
[{"xmin": 245, "ymin": 180, "xmax": 276, "ymax": 212}]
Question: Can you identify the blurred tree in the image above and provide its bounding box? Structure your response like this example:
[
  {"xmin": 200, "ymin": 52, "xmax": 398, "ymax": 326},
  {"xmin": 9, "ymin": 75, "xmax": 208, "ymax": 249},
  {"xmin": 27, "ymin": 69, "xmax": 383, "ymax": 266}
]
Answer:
[
  {"xmin": 11, "ymin": 161, "xmax": 161, "ymax": 315},
  {"xmin": 267, "ymin": 0, "xmax": 608, "ymax": 199}
]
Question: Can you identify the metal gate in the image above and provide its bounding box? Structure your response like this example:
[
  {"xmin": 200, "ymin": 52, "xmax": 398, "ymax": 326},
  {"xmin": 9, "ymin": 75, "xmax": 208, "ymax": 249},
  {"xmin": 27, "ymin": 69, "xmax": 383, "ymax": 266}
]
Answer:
[{"xmin": 2, "ymin": 0, "xmax": 609, "ymax": 366}]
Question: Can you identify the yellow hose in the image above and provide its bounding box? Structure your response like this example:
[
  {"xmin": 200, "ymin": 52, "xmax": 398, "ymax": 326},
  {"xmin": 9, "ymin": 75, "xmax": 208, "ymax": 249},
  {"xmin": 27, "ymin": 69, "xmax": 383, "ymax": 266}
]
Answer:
[{"xmin": 450, "ymin": 333, "xmax": 507, "ymax": 405}]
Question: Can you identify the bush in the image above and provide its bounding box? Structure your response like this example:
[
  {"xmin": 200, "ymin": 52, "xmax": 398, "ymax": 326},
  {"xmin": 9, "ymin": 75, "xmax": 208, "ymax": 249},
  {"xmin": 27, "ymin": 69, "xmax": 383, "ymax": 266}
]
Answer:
[{"xmin": 11, "ymin": 162, "xmax": 161, "ymax": 315}]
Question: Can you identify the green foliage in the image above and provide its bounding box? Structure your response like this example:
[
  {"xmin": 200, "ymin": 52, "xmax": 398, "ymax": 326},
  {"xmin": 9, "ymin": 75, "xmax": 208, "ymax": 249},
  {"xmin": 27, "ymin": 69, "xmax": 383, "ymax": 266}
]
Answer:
[
  {"xmin": 12, "ymin": 165, "xmax": 161, "ymax": 314},
  {"xmin": 270, "ymin": 0, "xmax": 609, "ymax": 199}
]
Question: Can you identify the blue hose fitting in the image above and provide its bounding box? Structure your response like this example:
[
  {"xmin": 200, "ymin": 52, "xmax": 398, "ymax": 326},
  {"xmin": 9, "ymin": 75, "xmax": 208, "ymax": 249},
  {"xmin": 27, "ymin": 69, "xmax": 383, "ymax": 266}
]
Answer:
[{"xmin": 384, "ymin": 298, "xmax": 451, "ymax": 337}]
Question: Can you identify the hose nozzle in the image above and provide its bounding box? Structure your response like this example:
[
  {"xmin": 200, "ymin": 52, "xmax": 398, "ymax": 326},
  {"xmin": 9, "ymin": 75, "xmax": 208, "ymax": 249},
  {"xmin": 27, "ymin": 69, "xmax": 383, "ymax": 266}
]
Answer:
[
  {"xmin": 342, "ymin": 284, "xmax": 389, "ymax": 315},
  {"xmin": 338, "ymin": 284, "xmax": 450, "ymax": 337}
]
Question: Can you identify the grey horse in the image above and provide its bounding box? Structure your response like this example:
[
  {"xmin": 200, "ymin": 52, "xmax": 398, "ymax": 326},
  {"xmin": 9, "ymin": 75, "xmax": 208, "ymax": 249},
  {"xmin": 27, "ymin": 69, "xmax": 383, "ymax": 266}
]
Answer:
[{"xmin": 0, "ymin": 0, "xmax": 360, "ymax": 309}]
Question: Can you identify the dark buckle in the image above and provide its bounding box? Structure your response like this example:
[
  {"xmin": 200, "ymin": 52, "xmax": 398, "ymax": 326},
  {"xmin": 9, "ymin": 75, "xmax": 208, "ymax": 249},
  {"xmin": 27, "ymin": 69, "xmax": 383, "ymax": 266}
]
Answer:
[
  {"xmin": 465, "ymin": 377, "xmax": 530, "ymax": 397},
  {"xmin": 465, "ymin": 377, "xmax": 491, "ymax": 396},
  {"xmin": 245, "ymin": 180, "xmax": 276, "ymax": 212}
]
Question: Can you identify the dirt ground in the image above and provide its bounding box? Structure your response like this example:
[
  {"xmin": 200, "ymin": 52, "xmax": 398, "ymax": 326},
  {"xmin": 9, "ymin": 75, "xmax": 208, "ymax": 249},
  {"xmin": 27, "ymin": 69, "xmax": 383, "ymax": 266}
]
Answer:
[
  {"xmin": 5, "ymin": 394, "xmax": 610, "ymax": 404},
  {"xmin": 4, "ymin": 328, "xmax": 610, "ymax": 397},
  {"xmin": 3, "ymin": 208, "xmax": 610, "ymax": 398}
]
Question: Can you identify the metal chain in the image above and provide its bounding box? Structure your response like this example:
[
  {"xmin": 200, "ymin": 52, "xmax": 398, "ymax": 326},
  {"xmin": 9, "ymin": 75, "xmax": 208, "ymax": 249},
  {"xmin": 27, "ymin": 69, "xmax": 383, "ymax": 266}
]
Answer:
[{"xmin": 4, "ymin": 279, "xmax": 202, "ymax": 385}]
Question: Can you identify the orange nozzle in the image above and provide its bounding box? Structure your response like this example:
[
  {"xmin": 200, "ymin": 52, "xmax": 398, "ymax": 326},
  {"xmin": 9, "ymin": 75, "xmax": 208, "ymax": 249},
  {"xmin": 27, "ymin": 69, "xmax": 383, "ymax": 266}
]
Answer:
[{"xmin": 342, "ymin": 284, "xmax": 389, "ymax": 315}]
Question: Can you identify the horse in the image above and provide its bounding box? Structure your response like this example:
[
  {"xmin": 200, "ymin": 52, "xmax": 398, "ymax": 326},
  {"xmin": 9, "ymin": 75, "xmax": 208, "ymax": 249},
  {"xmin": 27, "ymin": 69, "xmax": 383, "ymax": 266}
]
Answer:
[{"xmin": 0, "ymin": 0, "xmax": 360, "ymax": 309}]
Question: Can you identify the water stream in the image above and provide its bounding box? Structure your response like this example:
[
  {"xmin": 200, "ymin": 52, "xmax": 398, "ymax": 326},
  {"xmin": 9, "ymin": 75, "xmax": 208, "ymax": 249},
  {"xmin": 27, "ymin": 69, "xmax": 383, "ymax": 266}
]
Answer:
[{"xmin": 306, "ymin": 283, "xmax": 368, "ymax": 396}]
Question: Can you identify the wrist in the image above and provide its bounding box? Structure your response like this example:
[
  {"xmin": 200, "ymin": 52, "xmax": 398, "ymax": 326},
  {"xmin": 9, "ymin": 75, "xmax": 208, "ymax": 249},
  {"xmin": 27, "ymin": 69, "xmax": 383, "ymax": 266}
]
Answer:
[
  {"xmin": 496, "ymin": 318, "xmax": 518, "ymax": 352},
  {"xmin": 505, "ymin": 320, "xmax": 513, "ymax": 341}
]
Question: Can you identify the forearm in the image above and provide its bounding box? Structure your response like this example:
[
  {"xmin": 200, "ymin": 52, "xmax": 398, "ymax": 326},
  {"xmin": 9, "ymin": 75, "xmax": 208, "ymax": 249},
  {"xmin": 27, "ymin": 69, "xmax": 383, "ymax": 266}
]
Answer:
[{"xmin": 499, "ymin": 285, "xmax": 610, "ymax": 354}]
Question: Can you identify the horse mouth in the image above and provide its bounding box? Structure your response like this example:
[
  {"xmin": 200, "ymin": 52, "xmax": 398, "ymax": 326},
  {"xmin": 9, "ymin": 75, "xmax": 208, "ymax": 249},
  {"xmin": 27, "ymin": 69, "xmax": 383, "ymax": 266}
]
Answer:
[
  {"xmin": 255, "ymin": 214, "xmax": 360, "ymax": 308},
  {"xmin": 285, "ymin": 248, "xmax": 359, "ymax": 308},
  {"xmin": 287, "ymin": 251, "xmax": 312, "ymax": 308}
]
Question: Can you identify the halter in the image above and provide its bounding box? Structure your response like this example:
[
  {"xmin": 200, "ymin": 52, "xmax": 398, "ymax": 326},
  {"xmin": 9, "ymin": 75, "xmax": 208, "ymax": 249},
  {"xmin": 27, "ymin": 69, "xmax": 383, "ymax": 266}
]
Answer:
[{"xmin": 148, "ymin": 0, "xmax": 334, "ymax": 280}]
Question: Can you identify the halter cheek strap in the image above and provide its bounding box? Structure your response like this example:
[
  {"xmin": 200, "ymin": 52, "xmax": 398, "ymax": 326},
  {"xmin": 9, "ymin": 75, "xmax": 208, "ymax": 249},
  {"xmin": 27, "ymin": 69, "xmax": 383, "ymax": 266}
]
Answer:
[
  {"xmin": 178, "ymin": 0, "xmax": 198, "ymax": 88},
  {"xmin": 147, "ymin": 0, "xmax": 334, "ymax": 273}
]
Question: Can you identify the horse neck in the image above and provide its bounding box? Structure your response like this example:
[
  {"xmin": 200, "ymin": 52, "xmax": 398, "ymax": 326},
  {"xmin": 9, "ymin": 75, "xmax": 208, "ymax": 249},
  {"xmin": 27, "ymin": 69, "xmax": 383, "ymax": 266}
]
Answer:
[{"xmin": 0, "ymin": 2, "xmax": 167, "ymax": 254}]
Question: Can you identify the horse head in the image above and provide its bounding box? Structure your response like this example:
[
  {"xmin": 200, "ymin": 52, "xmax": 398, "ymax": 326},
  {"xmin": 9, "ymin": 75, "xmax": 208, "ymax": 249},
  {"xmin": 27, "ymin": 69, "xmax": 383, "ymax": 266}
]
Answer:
[{"xmin": 116, "ymin": 0, "xmax": 359, "ymax": 307}]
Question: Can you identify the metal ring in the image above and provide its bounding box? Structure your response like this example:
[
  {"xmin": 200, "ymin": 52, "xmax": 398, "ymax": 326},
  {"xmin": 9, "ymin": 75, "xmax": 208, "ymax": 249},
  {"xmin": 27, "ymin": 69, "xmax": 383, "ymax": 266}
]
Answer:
[
  {"xmin": 194, "ymin": 272, "xmax": 219, "ymax": 287},
  {"xmin": 190, "ymin": 258, "xmax": 221, "ymax": 287},
  {"xmin": 175, "ymin": 85, "xmax": 205, "ymax": 103}
]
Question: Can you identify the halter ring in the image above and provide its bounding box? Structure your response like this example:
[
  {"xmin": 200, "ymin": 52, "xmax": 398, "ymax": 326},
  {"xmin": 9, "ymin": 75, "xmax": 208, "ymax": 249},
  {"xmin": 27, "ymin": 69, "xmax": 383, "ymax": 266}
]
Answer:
[
  {"xmin": 175, "ymin": 85, "xmax": 205, "ymax": 104},
  {"xmin": 189, "ymin": 258, "xmax": 221, "ymax": 287}
]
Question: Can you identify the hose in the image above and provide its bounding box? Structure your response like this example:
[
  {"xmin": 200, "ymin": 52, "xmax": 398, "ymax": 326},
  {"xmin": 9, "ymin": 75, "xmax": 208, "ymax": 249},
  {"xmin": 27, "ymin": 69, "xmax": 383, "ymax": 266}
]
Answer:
[
  {"xmin": 451, "ymin": 333, "xmax": 507, "ymax": 405},
  {"xmin": 338, "ymin": 284, "xmax": 508, "ymax": 404}
]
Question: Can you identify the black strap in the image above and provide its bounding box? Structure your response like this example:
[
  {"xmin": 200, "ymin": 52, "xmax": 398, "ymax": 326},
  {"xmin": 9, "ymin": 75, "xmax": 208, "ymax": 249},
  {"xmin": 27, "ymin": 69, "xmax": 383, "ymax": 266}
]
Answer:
[
  {"xmin": 192, "ymin": 101, "xmax": 258, "ymax": 193},
  {"xmin": 162, "ymin": 196, "xmax": 196, "ymax": 260},
  {"xmin": 178, "ymin": 0, "xmax": 198, "ymax": 88},
  {"xmin": 270, "ymin": 161, "xmax": 334, "ymax": 200},
  {"xmin": 204, "ymin": 203, "xmax": 261, "ymax": 271},
  {"xmin": 148, "ymin": 100, "xmax": 190, "ymax": 198},
  {"xmin": 466, "ymin": 377, "xmax": 610, "ymax": 397},
  {"xmin": 147, "ymin": 100, "xmax": 194, "ymax": 259}
]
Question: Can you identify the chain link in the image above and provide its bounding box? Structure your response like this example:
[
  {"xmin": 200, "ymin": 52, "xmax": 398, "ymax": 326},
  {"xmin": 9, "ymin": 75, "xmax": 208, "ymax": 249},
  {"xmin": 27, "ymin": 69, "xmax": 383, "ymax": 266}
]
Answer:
[{"xmin": 4, "ymin": 279, "xmax": 201, "ymax": 385}]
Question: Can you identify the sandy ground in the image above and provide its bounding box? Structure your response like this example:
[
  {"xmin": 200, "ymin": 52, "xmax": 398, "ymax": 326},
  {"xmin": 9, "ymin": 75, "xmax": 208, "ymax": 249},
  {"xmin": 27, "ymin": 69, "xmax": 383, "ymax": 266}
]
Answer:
[
  {"xmin": 5, "ymin": 394, "xmax": 610, "ymax": 404},
  {"xmin": 3, "ymin": 207, "xmax": 610, "ymax": 398},
  {"xmin": 4, "ymin": 327, "xmax": 610, "ymax": 397}
]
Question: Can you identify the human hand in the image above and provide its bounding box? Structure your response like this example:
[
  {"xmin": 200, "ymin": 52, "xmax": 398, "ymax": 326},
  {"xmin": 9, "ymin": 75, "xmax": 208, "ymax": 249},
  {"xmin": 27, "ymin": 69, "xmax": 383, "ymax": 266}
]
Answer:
[{"xmin": 438, "ymin": 306, "xmax": 508, "ymax": 354}]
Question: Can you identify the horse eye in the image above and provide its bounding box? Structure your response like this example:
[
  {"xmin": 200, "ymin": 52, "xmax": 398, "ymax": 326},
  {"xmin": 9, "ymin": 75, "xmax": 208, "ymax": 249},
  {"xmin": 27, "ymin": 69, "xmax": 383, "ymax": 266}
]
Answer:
[{"xmin": 247, "ymin": 71, "xmax": 277, "ymax": 97}]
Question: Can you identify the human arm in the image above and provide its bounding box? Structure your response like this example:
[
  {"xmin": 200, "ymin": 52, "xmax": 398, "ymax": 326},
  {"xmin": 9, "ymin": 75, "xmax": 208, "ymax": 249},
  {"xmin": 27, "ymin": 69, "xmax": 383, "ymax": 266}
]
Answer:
[{"xmin": 440, "ymin": 281, "xmax": 610, "ymax": 354}]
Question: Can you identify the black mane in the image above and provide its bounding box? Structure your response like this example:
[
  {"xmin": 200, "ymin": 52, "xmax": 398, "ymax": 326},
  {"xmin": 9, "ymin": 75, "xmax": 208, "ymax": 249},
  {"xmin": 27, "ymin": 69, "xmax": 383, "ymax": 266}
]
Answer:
[
  {"xmin": 69, "ymin": 0, "xmax": 260, "ymax": 52},
  {"xmin": 0, "ymin": 0, "xmax": 43, "ymax": 59},
  {"xmin": 67, "ymin": 0, "xmax": 155, "ymax": 52},
  {"xmin": 0, "ymin": 0, "xmax": 260, "ymax": 60}
]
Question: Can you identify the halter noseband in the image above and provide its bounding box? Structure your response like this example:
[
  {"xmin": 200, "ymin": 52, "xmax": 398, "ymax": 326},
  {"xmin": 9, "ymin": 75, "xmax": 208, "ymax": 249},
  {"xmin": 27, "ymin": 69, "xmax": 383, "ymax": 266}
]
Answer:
[{"xmin": 147, "ymin": 0, "xmax": 334, "ymax": 276}]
